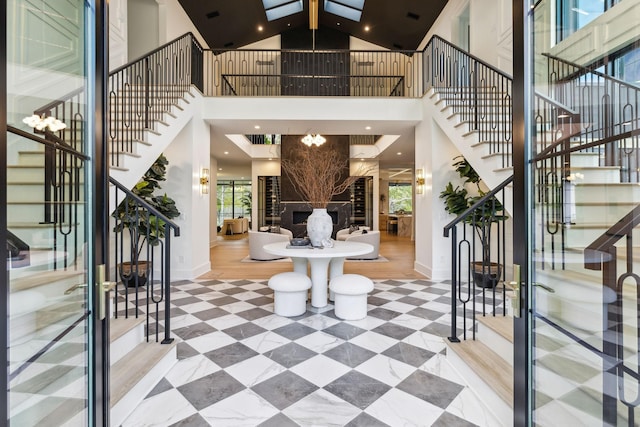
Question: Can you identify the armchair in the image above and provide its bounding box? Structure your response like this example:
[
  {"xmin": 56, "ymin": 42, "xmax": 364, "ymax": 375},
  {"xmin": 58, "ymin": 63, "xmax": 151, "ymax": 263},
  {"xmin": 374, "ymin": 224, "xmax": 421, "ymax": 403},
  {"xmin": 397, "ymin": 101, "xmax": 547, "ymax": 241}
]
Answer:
[
  {"xmin": 248, "ymin": 228, "xmax": 293, "ymax": 260},
  {"xmin": 344, "ymin": 230, "xmax": 380, "ymax": 260},
  {"xmin": 336, "ymin": 226, "xmax": 371, "ymax": 241}
]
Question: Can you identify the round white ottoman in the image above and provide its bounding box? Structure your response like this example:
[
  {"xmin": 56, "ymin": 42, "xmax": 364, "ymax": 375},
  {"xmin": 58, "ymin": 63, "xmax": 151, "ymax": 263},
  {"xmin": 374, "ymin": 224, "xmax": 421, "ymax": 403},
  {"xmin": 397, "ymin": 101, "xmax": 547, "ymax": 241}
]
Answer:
[
  {"xmin": 268, "ymin": 272, "xmax": 312, "ymax": 317},
  {"xmin": 330, "ymin": 274, "xmax": 374, "ymax": 320}
]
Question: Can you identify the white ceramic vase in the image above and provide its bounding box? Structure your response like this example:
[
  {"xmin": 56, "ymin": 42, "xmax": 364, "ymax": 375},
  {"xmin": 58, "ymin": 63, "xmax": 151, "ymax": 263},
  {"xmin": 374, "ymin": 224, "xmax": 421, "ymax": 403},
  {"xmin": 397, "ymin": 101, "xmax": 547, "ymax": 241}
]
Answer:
[{"xmin": 306, "ymin": 208, "xmax": 333, "ymax": 247}]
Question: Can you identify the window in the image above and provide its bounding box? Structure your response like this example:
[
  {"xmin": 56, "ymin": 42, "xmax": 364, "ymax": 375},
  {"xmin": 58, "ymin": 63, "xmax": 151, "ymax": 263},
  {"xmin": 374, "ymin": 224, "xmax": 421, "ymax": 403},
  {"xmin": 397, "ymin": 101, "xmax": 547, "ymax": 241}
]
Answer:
[
  {"xmin": 556, "ymin": 0, "xmax": 621, "ymax": 42},
  {"xmin": 217, "ymin": 180, "xmax": 251, "ymax": 226},
  {"xmin": 388, "ymin": 183, "xmax": 412, "ymax": 213}
]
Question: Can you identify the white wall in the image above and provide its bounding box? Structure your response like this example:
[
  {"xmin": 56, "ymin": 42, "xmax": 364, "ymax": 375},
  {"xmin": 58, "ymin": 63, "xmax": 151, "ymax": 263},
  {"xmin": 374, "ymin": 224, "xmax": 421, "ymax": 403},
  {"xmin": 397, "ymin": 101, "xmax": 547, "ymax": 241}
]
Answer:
[
  {"xmin": 414, "ymin": 97, "xmax": 465, "ymax": 280},
  {"xmin": 157, "ymin": 0, "xmax": 208, "ymax": 47},
  {"xmin": 242, "ymin": 35, "xmax": 282, "ymax": 50},
  {"xmin": 419, "ymin": 0, "xmax": 512, "ymax": 75},
  {"xmin": 109, "ymin": 0, "xmax": 128, "ymax": 70},
  {"xmin": 163, "ymin": 101, "xmax": 212, "ymax": 279},
  {"xmin": 412, "ymin": 0, "xmax": 514, "ymax": 280},
  {"xmin": 128, "ymin": 0, "xmax": 160, "ymax": 61}
]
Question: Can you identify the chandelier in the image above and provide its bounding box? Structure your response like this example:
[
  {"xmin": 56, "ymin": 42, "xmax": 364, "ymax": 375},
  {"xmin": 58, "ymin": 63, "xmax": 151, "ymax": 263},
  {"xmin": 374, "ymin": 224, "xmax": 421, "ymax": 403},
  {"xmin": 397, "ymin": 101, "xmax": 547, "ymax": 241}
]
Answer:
[{"xmin": 301, "ymin": 133, "xmax": 326, "ymax": 147}]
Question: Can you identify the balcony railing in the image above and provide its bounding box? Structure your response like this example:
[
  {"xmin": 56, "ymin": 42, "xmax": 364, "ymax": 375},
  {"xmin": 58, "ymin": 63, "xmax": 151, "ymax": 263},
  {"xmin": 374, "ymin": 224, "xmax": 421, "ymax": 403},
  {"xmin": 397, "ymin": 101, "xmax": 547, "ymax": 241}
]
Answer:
[{"xmin": 202, "ymin": 48, "xmax": 425, "ymax": 98}]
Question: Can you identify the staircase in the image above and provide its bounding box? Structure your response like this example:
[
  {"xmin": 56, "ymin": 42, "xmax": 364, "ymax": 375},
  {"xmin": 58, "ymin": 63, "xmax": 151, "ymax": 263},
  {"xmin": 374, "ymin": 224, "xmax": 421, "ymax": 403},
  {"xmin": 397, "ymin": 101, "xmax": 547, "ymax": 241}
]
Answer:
[
  {"xmin": 6, "ymin": 33, "xmax": 203, "ymax": 425},
  {"xmin": 427, "ymin": 36, "xmax": 640, "ymax": 424},
  {"xmin": 109, "ymin": 313, "xmax": 177, "ymax": 426}
]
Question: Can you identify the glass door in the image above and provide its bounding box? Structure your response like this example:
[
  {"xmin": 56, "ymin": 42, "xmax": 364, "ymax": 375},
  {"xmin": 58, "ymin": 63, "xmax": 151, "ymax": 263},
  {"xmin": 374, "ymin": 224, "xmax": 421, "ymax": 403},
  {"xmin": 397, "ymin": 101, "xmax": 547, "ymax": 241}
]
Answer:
[
  {"xmin": 526, "ymin": 0, "xmax": 640, "ymax": 425},
  {"xmin": 4, "ymin": 0, "xmax": 108, "ymax": 425}
]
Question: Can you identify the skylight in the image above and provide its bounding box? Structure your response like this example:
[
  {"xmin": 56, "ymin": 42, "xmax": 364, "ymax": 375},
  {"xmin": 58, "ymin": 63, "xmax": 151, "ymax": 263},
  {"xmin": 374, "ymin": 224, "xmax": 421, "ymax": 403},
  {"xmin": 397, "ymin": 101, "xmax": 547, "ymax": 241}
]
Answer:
[
  {"xmin": 262, "ymin": 0, "xmax": 303, "ymax": 21},
  {"xmin": 324, "ymin": 0, "xmax": 365, "ymax": 22}
]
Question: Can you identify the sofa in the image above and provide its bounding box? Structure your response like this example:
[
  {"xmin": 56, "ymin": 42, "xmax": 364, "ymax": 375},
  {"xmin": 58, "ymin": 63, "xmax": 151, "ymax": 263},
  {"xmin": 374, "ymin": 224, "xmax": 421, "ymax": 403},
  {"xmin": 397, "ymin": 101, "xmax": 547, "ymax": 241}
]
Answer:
[
  {"xmin": 336, "ymin": 226, "xmax": 371, "ymax": 241},
  {"xmin": 248, "ymin": 228, "xmax": 294, "ymax": 260},
  {"xmin": 223, "ymin": 217, "xmax": 249, "ymax": 235},
  {"xmin": 344, "ymin": 230, "xmax": 380, "ymax": 260}
]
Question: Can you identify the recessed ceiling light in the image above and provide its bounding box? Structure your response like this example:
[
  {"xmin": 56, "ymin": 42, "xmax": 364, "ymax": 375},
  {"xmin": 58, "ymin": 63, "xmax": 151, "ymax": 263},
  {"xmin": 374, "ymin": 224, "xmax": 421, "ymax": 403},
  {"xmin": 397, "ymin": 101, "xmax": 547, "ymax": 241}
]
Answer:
[
  {"xmin": 241, "ymin": 177, "xmax": 245, "ymax": 179},
  {"xmin": 258, "ymin": 25, "xmax": 263, "ymax": 31},
  {"xmin": 397, "ymin": 152, "xmax": 402, "ymax": 155},
  {"xmin": 254, "ymin": 125, "xmax": 261, "ymax": 129},
  {"xmin": 365, "ymin": 126, "xmax": 371, "ymax": 130},
  {"xmin": 364, "ymin": 25, "xmax": 370, "ymax": 32},
  {"xmin": 269, "ymin": 157, "xmax": 273, "ymax": 160},
  {"xmin": 337, "ymin": 22, "xmax": 341, "ymax": 25},
  {"xmin": 218, "ymin": 167, "xmax": 222, "ymax": 171},
  {"xmin": 288, "ymin": 23, "xmax": 291, "ymax": 26},
  {"xmin": 360, "ymin": 158, "xmax": 365, "ymax": 161},
  {"xmin": 224, "ymin": 151, "xmax": 229, "ymax": 155}
]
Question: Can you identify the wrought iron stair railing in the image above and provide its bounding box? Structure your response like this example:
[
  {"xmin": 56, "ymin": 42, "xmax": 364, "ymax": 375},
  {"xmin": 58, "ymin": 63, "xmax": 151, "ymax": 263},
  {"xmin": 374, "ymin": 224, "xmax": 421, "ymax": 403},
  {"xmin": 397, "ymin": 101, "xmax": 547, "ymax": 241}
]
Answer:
[
  {"xmin": 443, "ymin": 175, "xmax": 512, "ymax": 341},
  {"xmin": 580, "ymin": 205, "xmax": 640, "ymax": 426},
  {"xmin": 544, "ymin": 52, "xmax": 640, "ymax": 183},
  {"xmin": 7, "ymin": 125, "xmax": 87, "ymax": 271},
  {"xmin": 109, "ymin": 177, "xmax": 180, "ymax": 343}
]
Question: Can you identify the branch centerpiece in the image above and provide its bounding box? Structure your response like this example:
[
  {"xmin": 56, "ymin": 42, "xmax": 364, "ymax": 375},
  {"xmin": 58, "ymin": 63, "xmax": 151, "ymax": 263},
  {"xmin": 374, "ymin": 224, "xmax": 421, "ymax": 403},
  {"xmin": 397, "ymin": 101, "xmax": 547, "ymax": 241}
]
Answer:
[{"xmin": 281, "ymin": 143, "xmax": 370, "ymax": 246}]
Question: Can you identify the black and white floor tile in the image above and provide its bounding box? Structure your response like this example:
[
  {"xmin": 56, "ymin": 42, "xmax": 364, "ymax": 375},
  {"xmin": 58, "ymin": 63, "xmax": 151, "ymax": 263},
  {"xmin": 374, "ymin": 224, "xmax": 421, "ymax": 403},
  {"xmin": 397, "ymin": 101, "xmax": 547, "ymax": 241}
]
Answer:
[{"xmin": 122, "ymin": 279, "xmax": 501, "ymax": 427}]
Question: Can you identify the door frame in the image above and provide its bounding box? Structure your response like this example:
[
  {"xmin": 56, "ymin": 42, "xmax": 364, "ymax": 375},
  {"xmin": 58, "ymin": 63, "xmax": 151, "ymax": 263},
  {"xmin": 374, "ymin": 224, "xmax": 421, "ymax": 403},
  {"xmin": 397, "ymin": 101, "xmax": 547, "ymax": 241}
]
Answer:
[
  {"xmin": 512, "ymin": 0, "xmax": 532, "ymax": 426},
  {"xmin": 1, "ymin": 0, "xmax": 110, "ymax": 424},
  {"xmin": 1, "ymin": 0, "xmax": 8, "ymax": 420},
  {"xmin": 93, "ymin": 0, "xmax": 110, "ymax": 425}
]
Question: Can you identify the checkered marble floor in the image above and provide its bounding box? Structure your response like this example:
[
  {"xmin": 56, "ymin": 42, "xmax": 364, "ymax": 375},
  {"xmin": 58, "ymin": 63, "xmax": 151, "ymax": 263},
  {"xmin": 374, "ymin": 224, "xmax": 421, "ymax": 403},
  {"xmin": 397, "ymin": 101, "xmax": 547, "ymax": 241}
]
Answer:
[{"xmin": 121, "ymin": 279, "xmax": 500, "ymax": 427}]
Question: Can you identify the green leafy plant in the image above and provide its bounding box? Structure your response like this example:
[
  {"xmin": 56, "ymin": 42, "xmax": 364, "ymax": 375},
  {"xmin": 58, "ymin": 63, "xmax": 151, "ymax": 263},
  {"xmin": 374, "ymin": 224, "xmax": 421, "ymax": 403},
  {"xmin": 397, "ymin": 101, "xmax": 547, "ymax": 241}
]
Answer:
[
  {"xmin": 440, "ymin": 156, "xmax": 507, "ymax": 281},
  {"xmin": 112, "ymin": 154, "xmax": 181, "ymax": 261}
]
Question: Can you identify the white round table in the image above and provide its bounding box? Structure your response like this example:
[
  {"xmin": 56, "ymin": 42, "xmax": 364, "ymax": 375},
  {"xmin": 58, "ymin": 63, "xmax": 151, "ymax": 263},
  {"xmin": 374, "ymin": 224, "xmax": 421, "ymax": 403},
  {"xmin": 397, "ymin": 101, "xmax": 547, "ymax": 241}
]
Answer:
[{"xmin": 263, "ymin": 240, "xmax": 373, "ymax": 308}]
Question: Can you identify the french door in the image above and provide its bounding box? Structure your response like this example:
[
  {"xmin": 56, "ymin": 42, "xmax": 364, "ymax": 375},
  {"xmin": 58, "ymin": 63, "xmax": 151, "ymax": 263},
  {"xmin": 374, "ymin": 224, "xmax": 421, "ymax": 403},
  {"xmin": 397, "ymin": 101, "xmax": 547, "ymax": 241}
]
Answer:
[
  {"xmin": 516, "ymin": 0, "xmax": 640, "ymax": 425},
  {"xmin": 3, "ymin": 0, "xmax": 109, "ymax": 425}
]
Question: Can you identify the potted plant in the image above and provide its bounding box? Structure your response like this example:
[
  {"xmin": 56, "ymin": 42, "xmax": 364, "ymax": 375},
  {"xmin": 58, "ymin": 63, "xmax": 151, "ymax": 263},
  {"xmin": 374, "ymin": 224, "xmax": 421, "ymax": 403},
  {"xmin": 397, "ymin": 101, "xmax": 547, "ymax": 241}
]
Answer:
[
  {"xmin": 439, "ymin": 156, "xmax": 507, "ymax": 288},
  {"xmin": 112, "ymin": 154, "xmax": 181, "ymax": 287}
]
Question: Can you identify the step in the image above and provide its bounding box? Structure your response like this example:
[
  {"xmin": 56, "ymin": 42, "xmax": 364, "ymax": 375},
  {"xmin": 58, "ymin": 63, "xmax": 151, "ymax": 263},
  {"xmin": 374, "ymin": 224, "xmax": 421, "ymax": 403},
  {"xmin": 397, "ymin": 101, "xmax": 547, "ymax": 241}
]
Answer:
[
  {"xmin": 8, "ymin": 201, "xmax": 86, "ymax": 224},
  {"xmin": 477, "ymin": 316, "xmax": 513, "ymax": 365},
  {"xmin": 563, "ymin": 222, "xmax": 640, "ymax": 248},
  {"xmin": 572, "ymin": 201, "xmax": 637, "ymax": 223},
  {"xmin": 111, "ymin": 340, "xmax": 178, "ymax": 427},
  {"xmin": 7, "ymin": 182, "xmax": 85, "ymax": 203},
  {"xmin": 110, "ymin": 317, "xmax": 145, "ymax": 366},
  {"xmin": 446, "ymin": 339, "xmax": 513, "ymax": 425},
  {"xmin": 8, "ymin": 223, "xmax": 84, "ymax": 253},
  {"xmin": 574, "ymin": 183, "xmax": 640, "ymax": 203}
]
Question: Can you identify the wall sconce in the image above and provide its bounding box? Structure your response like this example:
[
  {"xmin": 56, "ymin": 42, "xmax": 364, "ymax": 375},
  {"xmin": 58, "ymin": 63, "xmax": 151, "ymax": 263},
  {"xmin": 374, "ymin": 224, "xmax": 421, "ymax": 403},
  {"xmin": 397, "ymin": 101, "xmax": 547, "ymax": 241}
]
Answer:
[
  {"xmin": 200, "ymin": 168, "xmax": 210, "ymax": 194},
  {"xmin": 416, "ymin": 168, "xmax": 425, "ymax": 195}
]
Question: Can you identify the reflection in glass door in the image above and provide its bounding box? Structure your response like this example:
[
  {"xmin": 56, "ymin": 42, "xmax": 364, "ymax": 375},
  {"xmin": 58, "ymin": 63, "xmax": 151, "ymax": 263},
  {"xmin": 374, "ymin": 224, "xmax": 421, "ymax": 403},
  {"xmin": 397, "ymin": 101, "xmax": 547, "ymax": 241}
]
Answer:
[
  {"xmin": 5, "ymin": 0, "xmax": 105, "ymax": 425},
  {"xmin": 528, "ymin": 0, "xmax": 640, "ymax": 425}
]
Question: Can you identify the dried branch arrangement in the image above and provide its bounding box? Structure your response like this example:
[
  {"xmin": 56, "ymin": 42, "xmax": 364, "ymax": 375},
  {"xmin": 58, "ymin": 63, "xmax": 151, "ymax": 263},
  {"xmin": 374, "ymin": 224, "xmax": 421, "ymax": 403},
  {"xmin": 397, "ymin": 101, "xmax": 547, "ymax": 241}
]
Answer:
[{"xmin": 281, "ymin": 145, "xmax": 373, "ymax": 209}]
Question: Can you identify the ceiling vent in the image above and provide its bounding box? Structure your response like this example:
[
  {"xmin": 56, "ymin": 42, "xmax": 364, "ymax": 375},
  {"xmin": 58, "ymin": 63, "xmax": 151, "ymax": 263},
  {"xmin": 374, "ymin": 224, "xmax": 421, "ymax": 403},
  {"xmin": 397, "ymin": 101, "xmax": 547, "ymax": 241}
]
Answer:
[
  {"xmin": 357, "ymin": 61, "xmax": 374, "ymax": 67},
  {"xmin": 406, "ymin": 11, "xmax": 420, "ymax": 20},
  {"xmin": 206, "ymin": 10, "xmax": 220, "ymax": 19},
  {"xmin": 256, "ymin": 60, "xmax": 275, "ymax": 66}
]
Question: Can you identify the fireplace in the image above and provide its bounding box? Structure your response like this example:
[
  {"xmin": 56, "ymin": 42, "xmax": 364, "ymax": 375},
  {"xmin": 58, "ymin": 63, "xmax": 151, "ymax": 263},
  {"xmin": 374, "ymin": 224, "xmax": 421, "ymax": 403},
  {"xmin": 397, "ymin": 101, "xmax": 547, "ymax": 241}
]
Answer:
[
  {"xmin": 293, "ymin": 211, "xmax": 338, "ymax": 225},
  {"xmin": 280, "ymin": 202, "xmax": 351, "ymax": 238}
]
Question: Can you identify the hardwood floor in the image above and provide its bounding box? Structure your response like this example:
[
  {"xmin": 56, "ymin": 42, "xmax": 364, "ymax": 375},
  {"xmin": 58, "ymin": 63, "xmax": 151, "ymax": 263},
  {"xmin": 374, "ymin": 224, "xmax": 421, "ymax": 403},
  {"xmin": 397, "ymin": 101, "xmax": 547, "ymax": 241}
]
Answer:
[{"xmin": 198, "ymin": 230, "xmax": 427, "ymax": 280}]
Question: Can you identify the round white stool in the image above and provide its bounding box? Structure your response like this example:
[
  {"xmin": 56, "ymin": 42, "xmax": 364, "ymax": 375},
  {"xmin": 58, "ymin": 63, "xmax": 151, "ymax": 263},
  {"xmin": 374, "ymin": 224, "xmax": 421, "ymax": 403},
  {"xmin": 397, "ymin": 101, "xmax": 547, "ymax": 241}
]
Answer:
[
  {"xmin": 268, "ymin": 272, "xmax": 312, "ymax": 317},
  {"xmin": 329, "ymin": 274, "xmax": 374, "ymax": 320}
]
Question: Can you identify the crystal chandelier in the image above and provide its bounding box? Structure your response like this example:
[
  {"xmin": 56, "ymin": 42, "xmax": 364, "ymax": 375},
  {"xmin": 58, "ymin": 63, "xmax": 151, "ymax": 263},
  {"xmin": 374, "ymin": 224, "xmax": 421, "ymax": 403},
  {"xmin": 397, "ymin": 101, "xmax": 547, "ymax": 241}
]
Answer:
[{"xmin": 301, "ymin": 133, "xmax": 326, "ymax": 147}]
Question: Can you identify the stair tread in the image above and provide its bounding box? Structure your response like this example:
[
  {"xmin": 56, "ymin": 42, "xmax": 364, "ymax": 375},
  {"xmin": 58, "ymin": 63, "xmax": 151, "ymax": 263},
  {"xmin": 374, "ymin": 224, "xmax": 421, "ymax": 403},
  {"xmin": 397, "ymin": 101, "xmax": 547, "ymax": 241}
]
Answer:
[
  {"xmin": 11, "ymin": 269, "xmax": 84, "ymax": 293},
  {"xmin": 111, "ymin": 340, "xmax": 177, "ymax": 407},
  {"xmin": 110, "ymin": 316, "xmax": 146, "ymax": 343},
  {"xmin": 478, "ymin": 316, "xmax": 513, "ymax": 343},
  {"xmin": 448, "ymin": 340, "xmax": 513, "ymax": 407}
]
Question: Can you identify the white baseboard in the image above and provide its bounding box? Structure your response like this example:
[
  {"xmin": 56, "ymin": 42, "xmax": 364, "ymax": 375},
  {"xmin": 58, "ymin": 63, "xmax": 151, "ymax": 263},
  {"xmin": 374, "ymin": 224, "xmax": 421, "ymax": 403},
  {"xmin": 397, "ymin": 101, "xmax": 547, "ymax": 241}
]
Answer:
[
  {"xmin": 171, "ymin": 261, "xmax": 211, "ymax": 280},
  {"xmin": 414, "ymin": 261, "xmax": 450, "ymax": 281}
]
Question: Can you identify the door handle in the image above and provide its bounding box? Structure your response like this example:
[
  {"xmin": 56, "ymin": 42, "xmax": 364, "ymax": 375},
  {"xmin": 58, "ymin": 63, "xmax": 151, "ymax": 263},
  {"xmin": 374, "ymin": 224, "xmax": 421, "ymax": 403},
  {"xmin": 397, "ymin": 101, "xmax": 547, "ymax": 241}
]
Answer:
[
  {"xmin": 510, "ymin": 264, "xmax": 522, "ymax": 318},
  {"xmin": 64, "ymin": 283, "xmax": 87, "ymax": 295},
  {"xmin": 97, "ymin": 264, "xmax": 117, "ymax": 320},
  {"xmin": 533, "ymin": 282, "xmax": 555, "ymax": 293}
]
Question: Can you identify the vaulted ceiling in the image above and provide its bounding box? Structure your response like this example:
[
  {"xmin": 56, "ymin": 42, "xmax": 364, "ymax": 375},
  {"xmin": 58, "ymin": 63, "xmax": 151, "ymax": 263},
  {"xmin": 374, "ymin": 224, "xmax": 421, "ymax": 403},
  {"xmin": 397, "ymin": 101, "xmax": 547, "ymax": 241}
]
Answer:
[{"xmin": 178, "ymin": 0, "xmax": 448, "ymax": 50}]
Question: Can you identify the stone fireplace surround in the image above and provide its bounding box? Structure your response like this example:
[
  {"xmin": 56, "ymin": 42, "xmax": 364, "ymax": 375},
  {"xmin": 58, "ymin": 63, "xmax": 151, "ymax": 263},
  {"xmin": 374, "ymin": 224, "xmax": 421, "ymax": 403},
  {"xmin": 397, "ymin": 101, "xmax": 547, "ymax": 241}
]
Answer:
[{"xmin": 280, "ymin": 202, "xmax": 351, "ymax": 238}]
